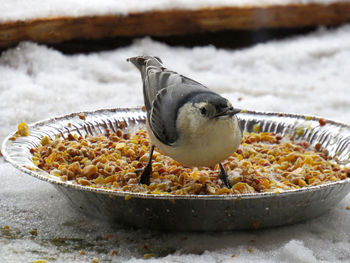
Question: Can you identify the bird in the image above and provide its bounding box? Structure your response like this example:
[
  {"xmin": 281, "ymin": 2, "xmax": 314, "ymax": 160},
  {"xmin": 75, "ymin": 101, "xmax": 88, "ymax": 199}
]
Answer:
[{"xmin": 127, "ymin": 56, "xmax": 242, "ymax": 188}]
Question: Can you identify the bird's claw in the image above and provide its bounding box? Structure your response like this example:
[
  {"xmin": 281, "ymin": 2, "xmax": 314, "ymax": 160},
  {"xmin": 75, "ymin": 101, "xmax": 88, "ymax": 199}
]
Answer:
[
  {"xmin": 135, "ymin": 166, "xmax": 152, "ymax": 185},
  {"xmin": 136, "ymin": 145, "xmax": 155, "ymax": 185},
  {"xmin": 219, "ymin": 163, "xmax": 232, "ymax": 188}
]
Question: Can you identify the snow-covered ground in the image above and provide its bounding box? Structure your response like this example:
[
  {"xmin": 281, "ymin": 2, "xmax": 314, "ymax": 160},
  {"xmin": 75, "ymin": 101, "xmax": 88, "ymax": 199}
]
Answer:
[
  {"xmin": 1, "ymin": 25, "xmax": 350, "ymax": 262},
  {"xmin": 0, "ymin": 0, "xmax": 344, "ymax": 22}
]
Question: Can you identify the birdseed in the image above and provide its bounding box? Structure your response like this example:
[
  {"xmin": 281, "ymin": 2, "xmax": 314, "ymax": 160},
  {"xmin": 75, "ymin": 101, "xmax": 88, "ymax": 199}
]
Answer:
[{"xmin": 30, "ymin": 128, "xmax": 349, "ymax": 195}]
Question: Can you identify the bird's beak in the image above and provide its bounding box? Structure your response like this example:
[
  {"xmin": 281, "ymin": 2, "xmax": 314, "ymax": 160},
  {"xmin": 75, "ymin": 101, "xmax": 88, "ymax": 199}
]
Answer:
[{"xmin": 214, "ymin": 107, "xmax": 241, "ymax": 118}]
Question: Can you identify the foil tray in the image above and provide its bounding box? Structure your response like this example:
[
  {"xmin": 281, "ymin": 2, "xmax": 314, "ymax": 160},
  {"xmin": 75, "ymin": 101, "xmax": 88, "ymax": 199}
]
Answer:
[{"xmin": 3, "ymin": 108, "xmax": 350, "ymax": 231}]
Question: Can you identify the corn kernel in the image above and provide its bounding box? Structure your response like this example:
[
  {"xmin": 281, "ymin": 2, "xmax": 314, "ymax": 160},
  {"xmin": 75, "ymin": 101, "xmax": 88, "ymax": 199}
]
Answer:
[
  {"xmin": 93, "ymin": 176, "xmax": 105, "ymax": 185},
  {"xmin": 40, "ymin": 136, "xmax": 50, "ymax": 146},
  {"xmin": 17, "ymin": 122, "xmax": 30, "ymax": 136},
  {"xmin": 253, "ymin": 124, "xmax": 260, "ymax": 133},
  {"xmin": 46, "ymin": 152, "xmax": 56, "ymax": 165},
  {"xmin": 295, "ymin": 126, "xmax": 304, "ymax": 136},
  {"xmin": 81, "ymin": 165, "xmax": 98, "ymax": 178}
]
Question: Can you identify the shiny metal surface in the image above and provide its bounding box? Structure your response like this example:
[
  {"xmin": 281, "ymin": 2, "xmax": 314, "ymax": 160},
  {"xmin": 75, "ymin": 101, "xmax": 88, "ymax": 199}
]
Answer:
[{"xmin": 3, "ymin": 108, "xmax": 350, "ymax": 231}]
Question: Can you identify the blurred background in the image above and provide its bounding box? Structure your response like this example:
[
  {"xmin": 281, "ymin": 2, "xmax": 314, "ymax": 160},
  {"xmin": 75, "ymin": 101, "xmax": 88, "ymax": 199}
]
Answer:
[{"xmin": 1, "ymin": 1, "xmax": 350, "ymax": 53}]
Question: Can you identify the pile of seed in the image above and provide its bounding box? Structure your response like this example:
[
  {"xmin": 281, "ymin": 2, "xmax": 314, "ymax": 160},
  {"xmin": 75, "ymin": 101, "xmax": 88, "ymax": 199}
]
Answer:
[{"xmin": 30, "ymin": 128, "xmax": 348, "ymax": 195}]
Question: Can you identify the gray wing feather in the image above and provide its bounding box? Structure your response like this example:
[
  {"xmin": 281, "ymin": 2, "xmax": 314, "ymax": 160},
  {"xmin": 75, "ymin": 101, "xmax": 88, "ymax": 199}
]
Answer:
[
  {"xmin": 129, "ymin": 56, "xmax": 210, "ymax": 145},
  {"xmin": 149, "ymin": 88, "xmax": 170, "ymax": 143},
  {"xmin": 148, "ymin": 79, "xmax": 210, "ymax": 145}
]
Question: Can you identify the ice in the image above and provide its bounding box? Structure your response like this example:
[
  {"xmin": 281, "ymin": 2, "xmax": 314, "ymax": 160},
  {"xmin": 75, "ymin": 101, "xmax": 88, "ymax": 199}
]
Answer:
[
  {"xmin": 1, "ymin": 25, "xmax": 350, "ymax": 262},
  {"xmin": 0, "ymin": 0, "xmax": 343, "ymax": 23}
]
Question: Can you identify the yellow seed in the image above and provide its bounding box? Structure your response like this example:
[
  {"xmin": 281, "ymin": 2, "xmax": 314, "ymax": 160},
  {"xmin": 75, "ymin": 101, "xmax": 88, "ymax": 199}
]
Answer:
[
  {"xmin": 115, "ymin": 143, "xmax": 126, "ymax": 150},
  {"xmin": 29, "ymin": 229, "xmax": 38, "ymax": 236},
  {"xmin": 81, "ymin": 165, "xmax": 98, "ymax": 178},
  {"xmin": 79, "ymin": 179, "xmax": 91, "ymax": 186},
  {"xmin": 100, "ymin": 155, "xmax": 107, "ymax": 164},
  {"xmin": 3, "ymin": 225, "xmax": 10, "ymax": 230},
  {"xmin": 262, "ymin": 178, "xmax": 270, "ymax": 188},
  {"xmin": 279, "ymin": 161, "xmax": 289, "ymax": 170},
  {"xmin": 253, "ymin": 124, "xmax": 260, "ymax": 133},
  {"xmin": 126, "ymin": 149, "xmax": 135, "ymax": 156},
  {"xmin": 207, "ymin": 185, "xmax": 217, "ymax": 194},
  {"xmin": 139, "ymin": 153, "xmax": 149, "ymax": 163},
  {"xmin": 125, "ymin": 195, "xmax": 132, "ymax": 200},
  {"xmin": 217, "ymin": 188, "xmax": 231, "ymax": 195},
  {"xmin": 295, "ymin": 126, "xmax": 304, "ymax": 136},
  {"xmin": 60, "ymin": 175, "xmax": 68, "ymax": 181},
  {"xmin": 144, "ymin": 253, "xmax": 153, "ymax": 259},
  {"xmin": 130, "ymin": 139, "xmax": 138, "ymax": 144},
  {"xmin": 151, "ymin": 189, "xmax": 163, "ymax": 195},
  {"xmin": 297, "ymin": 179, "xmax": 307, "ymax": 187},
  {"xmin": 260, "ymin": 134, "xmax": 274, "ymax": 141},
  {"xmin": 232, "ymin": 182, "xmax": 255, "ymax": 193},
  {"xmin": 125, "ymin": 172, "xmax": 137, "ymax": 178},
  {"xmin": 17, "ymin": 122, "xmax": 30, "ymax": 136},
  {"xmin": 93, "ymin": 176, "xmax": 105, "ymax": 185},
  {"xmin": 32, "ymin": 157, "xmax": 39, "ymax": 166},
  {"xmin": 241, "ymin": 161, "xmax": 251, "ymax": 167},
  {"xmin": 46, "ymin": 152, "xmax": 57, "ymax": 165},
  {"xmin": 104, "ymin": 175, "xmax": 116, "ymax": 184},
  {"xmin": 112, "ymin": 153, "xmax": 121, "ymax": 160},
  {"xmin": 50, "ymin": 169, "xmax": 61, "ymax": 177},
  {"xmin": 247, "ymin": 247, "xmax": 254, "ymax": 253},
  {"xmin": 190, "ymin": 171, "xmax": 200, "ymax": 180},
  {"xmin": 40, "ymin": 136, "xmax": 50, "ymax": 146},
  {"xmin": 131, "ymin": 163, "xmax": 139, "ymax": 171}
]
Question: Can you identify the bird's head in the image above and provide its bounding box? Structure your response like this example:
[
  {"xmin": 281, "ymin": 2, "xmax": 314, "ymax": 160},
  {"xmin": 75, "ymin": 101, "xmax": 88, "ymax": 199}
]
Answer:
[
  {"xmin": 191, "ymin": 93, "xmax": 240, "ymax": 119},
  {"xmin": 176, "ymin": 92, "xmax": 241, "ymax": 134}
]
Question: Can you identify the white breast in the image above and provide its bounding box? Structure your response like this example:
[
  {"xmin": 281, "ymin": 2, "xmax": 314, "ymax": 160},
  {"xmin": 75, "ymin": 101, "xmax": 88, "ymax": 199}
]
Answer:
[{"xmin": 147, "ymin": 104, "xmax": 242, "ymax": 167}]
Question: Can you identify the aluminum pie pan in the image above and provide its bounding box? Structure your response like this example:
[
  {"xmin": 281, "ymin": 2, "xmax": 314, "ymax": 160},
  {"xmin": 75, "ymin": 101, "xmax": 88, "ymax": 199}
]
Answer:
[{"xmin": 3, "ymin": 107, "xmax": 350, "ymax": 231}]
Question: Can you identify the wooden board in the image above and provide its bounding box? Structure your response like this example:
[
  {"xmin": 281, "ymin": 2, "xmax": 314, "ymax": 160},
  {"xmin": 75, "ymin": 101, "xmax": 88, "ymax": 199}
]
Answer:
[{"xmin": 1, "ymin": 2, "xmax": 350, "ymax": 48}]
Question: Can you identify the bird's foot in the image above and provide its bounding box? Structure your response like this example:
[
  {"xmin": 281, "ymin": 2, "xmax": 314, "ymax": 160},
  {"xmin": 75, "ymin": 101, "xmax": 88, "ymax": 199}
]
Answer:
[
  {"xmin": 219, "ymin": 163, "xmax": 232, "ymax": 188},
  {"xmin": 136, "ymin": 145, "xmax": 155, "ymax": 185},
  {"xmin": 135, "ymin": 165, "xmax": 152, "ymax": 185}
]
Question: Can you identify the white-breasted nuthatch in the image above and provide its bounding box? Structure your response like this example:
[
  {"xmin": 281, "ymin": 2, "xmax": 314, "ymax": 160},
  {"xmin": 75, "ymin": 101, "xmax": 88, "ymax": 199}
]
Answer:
[{"xmin": 127, "ymin": 56, "xmax": 242, "ymax": 188}]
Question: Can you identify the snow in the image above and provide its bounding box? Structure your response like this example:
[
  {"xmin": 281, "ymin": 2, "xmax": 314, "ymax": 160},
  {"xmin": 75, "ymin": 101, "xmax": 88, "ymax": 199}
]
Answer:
[
  {"xmin": 0, "ymin": 0, "xmax": 344, "ymax": 23},
  {"xmin": 1, "ymin": 25, "xmax": 350, "ymax": 262}
]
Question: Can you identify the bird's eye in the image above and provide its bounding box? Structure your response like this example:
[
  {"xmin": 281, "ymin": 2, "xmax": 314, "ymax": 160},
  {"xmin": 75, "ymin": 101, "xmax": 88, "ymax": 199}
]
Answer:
[{"xmin": 200, "ymin": 107, "xmax": 207, "ymax": 116}]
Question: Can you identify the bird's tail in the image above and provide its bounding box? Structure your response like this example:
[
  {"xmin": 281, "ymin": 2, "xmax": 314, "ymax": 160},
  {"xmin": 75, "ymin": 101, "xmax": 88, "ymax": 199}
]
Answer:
[
  {"xmin": 127, "ymin": 56, "xmax": 163, "ymax": 78},
  {"xmin": 127, "ymin": 56, "xmax": 165, "ymax": 112}
]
